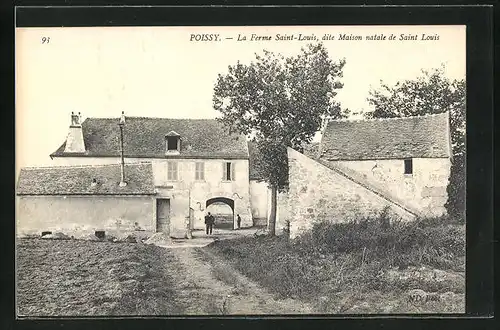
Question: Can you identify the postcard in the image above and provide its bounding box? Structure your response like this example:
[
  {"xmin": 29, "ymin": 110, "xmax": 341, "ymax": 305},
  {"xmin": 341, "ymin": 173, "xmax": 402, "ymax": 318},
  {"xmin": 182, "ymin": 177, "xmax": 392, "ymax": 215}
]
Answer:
[{"xmin": 15, "ymin": 24, "xmax": 466, "ymax": 316}]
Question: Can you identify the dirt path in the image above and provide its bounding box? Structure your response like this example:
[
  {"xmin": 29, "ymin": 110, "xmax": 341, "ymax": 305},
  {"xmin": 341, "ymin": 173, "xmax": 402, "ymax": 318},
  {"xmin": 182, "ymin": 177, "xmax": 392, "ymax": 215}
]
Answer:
[{"xmin": 166, "ymin": 247, "xmax": 313, "ymax": 315}]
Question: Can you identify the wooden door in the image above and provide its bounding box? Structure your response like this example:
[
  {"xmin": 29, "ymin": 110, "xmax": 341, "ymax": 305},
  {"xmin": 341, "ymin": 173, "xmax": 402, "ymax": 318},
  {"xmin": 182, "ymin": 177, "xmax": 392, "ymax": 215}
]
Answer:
[{"xmin": 156, "ymin": 199, "xmax": 170, "ymax": 234}]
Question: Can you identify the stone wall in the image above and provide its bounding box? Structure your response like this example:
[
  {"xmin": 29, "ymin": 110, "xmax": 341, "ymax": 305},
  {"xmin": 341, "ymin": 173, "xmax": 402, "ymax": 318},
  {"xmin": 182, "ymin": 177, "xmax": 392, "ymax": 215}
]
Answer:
[
  {"xmin": 332, "ymin": 158, "xmax": 450, "ymax": 217},
  {"xmin": 277, "ymin": 192, "xmax": 290, "ymax": 234},
  {"xmin": 287, "ymin": 148, "xmax": 416, "ymax": 239},
  {"xmin": 16, "ymin": 195, "xmax": 155, "ymax": 237}
]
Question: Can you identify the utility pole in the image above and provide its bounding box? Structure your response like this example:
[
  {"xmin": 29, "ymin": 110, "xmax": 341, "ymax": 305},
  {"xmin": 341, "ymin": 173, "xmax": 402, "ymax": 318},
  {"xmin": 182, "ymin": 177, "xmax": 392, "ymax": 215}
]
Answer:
[{"xmin": 119, "ymin": 111, "xmax": 127, "ymax": 187}]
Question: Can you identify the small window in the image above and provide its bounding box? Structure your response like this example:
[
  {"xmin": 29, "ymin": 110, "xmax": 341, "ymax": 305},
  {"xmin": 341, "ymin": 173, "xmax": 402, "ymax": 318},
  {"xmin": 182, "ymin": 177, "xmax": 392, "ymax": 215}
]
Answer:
[
  {"xmin": 167, "ymin": 162, "xmax": 178, "ymax": 180},
  {"xmin": 195, "ymin": 162, "xmax": 205, "ymax": 180},
  {"xmin": 223, "ymin": 162, "xmax": 235, "ymax": 181},
  {"xmin": 404, "ymin": 159, "xmax": 413, "ymax": 175},
  {"xmin": 167, "ymin": 136, "xmax": 179, "ymax": 151}
]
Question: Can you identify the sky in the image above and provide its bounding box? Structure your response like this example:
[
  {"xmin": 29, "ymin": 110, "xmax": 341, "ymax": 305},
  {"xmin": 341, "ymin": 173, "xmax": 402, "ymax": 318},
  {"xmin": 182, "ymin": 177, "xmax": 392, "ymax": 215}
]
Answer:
[{"xmin": 15, "ymin": 25, "xmax": 466, "ymax": 174}]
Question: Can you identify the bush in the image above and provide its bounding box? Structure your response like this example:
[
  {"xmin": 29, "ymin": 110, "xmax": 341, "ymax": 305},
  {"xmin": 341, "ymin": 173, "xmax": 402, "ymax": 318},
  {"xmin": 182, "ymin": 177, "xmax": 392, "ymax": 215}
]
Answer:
[
  {"xmin": 445, "ymin": 154, "xmax": 466, "ymax": 220},
  {"xmin": 293, "ymin": 213, "xmax": 465, "ymax": 270},
  {"xmin": 208, "ymin": 213, "xmax": 465, "ymax": 312}
]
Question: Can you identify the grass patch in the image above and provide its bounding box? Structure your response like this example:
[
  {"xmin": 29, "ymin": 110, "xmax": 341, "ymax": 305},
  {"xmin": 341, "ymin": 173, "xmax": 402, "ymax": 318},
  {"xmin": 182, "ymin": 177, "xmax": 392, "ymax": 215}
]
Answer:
[
  {"xmin": 16, "ymin": 238, "xmax": 182, "ymax": 316},
  {"xmin": 192, "ymin": 248, "xmax": 246, "ymax": 297},
  {"xmin": 206, "ymin": 215, "xmax": 465, "ymax": 313}
]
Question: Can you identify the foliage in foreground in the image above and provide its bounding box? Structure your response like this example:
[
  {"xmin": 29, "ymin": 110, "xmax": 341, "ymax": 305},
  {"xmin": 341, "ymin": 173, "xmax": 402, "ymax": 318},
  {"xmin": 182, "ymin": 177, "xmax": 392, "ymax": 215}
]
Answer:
[
  {"xmin": 295, "ymin": 215, "xmax": 465, "ymax": 270},
  {"xmin": 208, "ymin": 215, "xmax": 465, "ymax": 313}
]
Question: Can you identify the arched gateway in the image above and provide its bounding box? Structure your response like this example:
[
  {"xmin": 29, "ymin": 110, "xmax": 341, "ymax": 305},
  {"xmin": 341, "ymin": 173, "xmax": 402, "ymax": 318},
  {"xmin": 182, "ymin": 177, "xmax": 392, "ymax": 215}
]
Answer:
[{"xmin": 206, "ymin": 197, "xmax": 235, "ymax": 229}]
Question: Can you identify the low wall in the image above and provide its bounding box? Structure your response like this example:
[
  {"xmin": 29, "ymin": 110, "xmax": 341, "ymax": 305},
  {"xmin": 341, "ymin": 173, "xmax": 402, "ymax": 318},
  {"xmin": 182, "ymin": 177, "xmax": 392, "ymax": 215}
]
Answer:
[
  {"xmin": 287, "ymin": 148, "xmax": 416, "ymax": 239},
  {"xmin": 253, "ymin": 217, "xmax": 267, "ymax": 227},
  {"xmin": 16, "ymin": 195, "xmax": 155, "ymax": 237}
]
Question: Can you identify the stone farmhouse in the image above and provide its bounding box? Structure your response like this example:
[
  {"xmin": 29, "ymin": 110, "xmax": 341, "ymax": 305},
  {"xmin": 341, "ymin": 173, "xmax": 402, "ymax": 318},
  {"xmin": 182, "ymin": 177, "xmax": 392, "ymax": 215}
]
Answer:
[
  {"xmin": 16, "ymin": 111, "xmax": 452, "ymax": 239},
  {"xmin": 17, "ymin": 113, "xmax": 259, "ymax": 238},
  {"xmin": 285, "ymin": 112, "xmax": 452, "ymax": 238}
]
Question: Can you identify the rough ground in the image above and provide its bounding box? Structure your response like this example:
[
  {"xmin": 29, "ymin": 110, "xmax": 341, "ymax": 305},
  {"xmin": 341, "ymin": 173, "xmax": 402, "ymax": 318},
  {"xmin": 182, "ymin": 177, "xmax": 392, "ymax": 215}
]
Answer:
[
  {"xmin": 17, "ymin": 225, "xmax": 464, "ymax": 316},
  {"xmin": 207, "ymin": 230, "xmax": 466, "ymax": 314},
  {"xmin": 167, "ymin": 247, "xmax": 312, "ymax": 314},
  {"xmin": 16, "ymin": 238, "xmax": 310, "ymax": 316},
  {"xmin": 16, "ymin": 238, "xmax": 183, "ymax": 316}
]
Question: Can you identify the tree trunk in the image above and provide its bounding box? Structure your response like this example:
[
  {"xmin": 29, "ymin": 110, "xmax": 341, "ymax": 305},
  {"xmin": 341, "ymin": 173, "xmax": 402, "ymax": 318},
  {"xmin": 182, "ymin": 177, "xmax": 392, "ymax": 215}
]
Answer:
[{"xmin": 268, "ymin": 184, "xmax": 277, "ymax": 236}]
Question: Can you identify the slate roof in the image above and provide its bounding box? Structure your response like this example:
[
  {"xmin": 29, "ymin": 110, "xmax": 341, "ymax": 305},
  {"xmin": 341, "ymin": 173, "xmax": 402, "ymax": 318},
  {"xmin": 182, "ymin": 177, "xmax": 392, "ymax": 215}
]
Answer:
[
  {"xmin": 248, "ymin": 141, "xmax": 321, "ymax": 180},
  {"xmin": 16, "ymin": 163, "xmax": 156, "ymax": 196},
  {"xmin": 51, "ymin": 117, "xmax": 249, "ymax": 159},
  {"xmin": 319, "ymin": 112, "xmax": 451, "ymax": 161},
  {"xmin": 302, "ymin": 142, "xmax": 320, "ymax": 159}
]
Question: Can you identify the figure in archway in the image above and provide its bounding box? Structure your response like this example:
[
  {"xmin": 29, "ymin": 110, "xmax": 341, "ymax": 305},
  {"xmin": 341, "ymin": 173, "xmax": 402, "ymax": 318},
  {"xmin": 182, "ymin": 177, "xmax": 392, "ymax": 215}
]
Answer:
[
  {"xmin": 206, "ymin": 197, "xmax": 235, "ymax": 230},
  {"xmin": 204, "ymin": 212, "xmax": 215, "ymax": 235}
]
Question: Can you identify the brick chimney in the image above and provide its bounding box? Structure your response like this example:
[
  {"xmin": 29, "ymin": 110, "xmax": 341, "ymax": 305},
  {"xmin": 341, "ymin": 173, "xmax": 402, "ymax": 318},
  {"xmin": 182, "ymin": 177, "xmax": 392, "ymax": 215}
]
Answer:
[{"xmin": 64, "ymin": 112, "xmax": 86, "ymax": 153}]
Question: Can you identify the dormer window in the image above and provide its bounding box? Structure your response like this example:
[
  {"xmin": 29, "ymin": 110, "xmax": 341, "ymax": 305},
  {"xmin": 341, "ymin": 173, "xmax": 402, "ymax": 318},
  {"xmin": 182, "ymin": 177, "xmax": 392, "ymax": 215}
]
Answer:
[
  {"xmin": 167, "ymin": 137, "xmax": 178, "ymax": 151},
  {"xmin": 165, "ymin": 131, "xmax": 181, "ymax": 154}
]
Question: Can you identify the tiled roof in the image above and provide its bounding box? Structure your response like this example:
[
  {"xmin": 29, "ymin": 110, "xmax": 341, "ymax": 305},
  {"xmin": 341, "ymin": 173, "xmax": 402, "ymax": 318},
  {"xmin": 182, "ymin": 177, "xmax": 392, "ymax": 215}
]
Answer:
[
  {"xmin": 16, "ymin": 163, "xmax": 155, "ymax": 195},
  {"xmin": 51, "ymin": 117, "xmax": 249, "ymax": 159},
  {"xmin": 319, "ymin": 112, "xmax": 451, "ymax": 161},
  {"xmin": 248, "ymin": 141, "xmax": 321, "ymax": 180},
  {"xmin": 302, "ymin": 142, "xmax": 320, "ymax": 159}
]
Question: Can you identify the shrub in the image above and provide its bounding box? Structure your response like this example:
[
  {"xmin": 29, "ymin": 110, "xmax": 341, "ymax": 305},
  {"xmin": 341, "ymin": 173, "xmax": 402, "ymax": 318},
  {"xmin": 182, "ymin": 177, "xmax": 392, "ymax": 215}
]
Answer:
[
  {"xmin": 208, "ymin": 212, "xmax": 465, "ymax": 312},
  {"xmin": 295, "ymin": 213, "xmax": 464, "ymax": 270},
  {"xmin": 445, "ymin": 154, "xmax": 466, "ymax": 220}
]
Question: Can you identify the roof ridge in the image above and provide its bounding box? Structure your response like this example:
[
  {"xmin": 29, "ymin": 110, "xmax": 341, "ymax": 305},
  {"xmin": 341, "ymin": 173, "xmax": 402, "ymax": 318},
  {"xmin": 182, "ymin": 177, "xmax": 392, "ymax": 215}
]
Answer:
[
  {"xmin": 52, "ymin": 116, "xmax": 249, "ymax": 158},
  {"xmin": 20, "ymin": 163, "xmax": 151, "ymax": 171},
  {"xmin": 86, "ymin": 116, "xmax": 220, "ymax": 121},
  {"xmin": 327, "ymin": 111, "xmax": 449, "ymax": 124}
]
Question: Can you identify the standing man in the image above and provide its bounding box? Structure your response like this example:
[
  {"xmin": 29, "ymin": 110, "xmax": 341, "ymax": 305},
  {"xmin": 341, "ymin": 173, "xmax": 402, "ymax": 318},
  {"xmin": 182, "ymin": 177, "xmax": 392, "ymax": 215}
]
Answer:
[
  {"xmin": 205, "ymin": 212, "xmax": 214, "ymax": 235},
  {"xmin": 237, "ymin": 214, "xmax": 242, "ymax": 229}
]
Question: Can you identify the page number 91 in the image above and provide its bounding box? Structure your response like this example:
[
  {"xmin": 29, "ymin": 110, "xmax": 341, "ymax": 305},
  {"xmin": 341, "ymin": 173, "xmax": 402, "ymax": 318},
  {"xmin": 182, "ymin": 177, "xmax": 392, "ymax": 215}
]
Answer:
[{"xmin": 41, "ymin": 37, "xmax": 50, "ymax": 44}]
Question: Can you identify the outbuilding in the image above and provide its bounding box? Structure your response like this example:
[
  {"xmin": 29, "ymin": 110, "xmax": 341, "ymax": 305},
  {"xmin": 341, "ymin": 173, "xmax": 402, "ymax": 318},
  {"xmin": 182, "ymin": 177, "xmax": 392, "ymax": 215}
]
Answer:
[{"xmin": 16, "ymin": 163, "xmax": 162, "ymax": 238}]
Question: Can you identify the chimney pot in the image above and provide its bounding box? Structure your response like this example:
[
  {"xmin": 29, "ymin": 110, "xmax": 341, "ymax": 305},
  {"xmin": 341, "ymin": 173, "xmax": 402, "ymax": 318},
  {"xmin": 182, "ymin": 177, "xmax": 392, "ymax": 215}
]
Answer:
[
  {"xmin": 65, "ymin": 111, "xmax": 85, "ymax": 153},
  {"xmin": 120, "ymin": 111, "xmax": 126, "ymax": 125}
]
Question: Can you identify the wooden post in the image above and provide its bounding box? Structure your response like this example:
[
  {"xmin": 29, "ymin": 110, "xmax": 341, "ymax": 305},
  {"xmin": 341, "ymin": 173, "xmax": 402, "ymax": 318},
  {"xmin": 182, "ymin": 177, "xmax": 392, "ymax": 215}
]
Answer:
[
  {"xmin": 119, "ymin": 112, "xmax": 127, "ymax": 187},
  {"xmin": 268, "ymin": 184, "xmax": 277, "ymax": 236}
]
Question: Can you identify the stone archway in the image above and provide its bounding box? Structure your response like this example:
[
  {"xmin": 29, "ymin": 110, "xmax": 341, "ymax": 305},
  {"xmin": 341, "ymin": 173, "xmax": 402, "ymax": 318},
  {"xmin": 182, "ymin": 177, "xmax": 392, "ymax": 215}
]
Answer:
[{"xmin": 206, "ymin": 197, "xmax": 234, "ymax": 230}]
